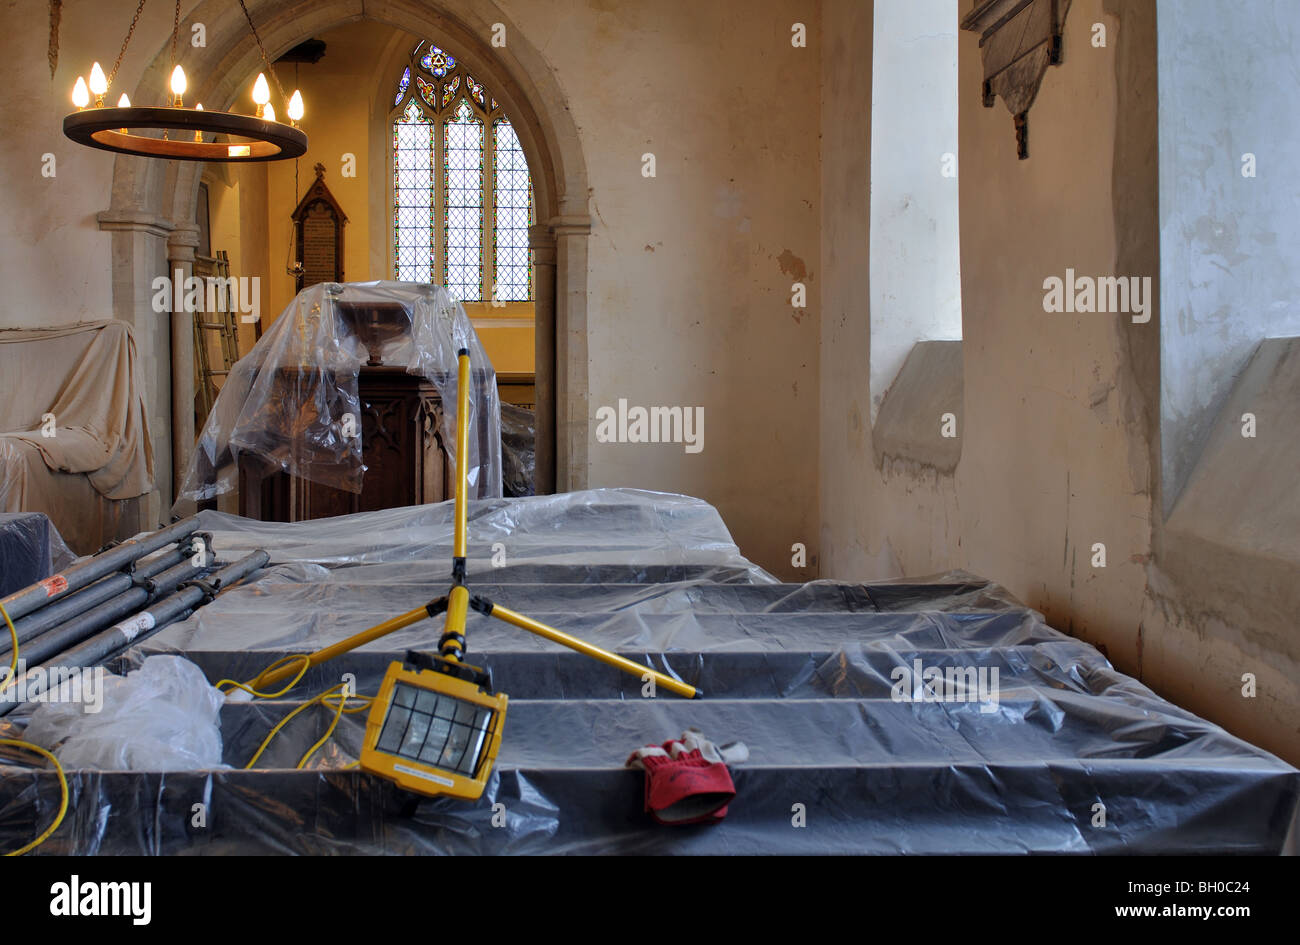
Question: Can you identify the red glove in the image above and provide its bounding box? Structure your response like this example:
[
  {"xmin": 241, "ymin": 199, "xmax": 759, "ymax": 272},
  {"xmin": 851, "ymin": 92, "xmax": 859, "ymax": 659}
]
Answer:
[{"xmin": 626, "ymin": 729, "xmax": 748, "ymax": 825}]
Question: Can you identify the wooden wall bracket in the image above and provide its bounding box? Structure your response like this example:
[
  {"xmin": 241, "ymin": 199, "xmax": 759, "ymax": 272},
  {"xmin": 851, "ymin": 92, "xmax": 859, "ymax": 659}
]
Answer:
[{"xmin": 962, "ymin": 0, "xmax": 1072, "ymax": 159}]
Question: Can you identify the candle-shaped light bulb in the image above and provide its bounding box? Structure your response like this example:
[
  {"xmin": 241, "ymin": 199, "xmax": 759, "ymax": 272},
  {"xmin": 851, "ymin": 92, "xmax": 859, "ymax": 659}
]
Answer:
[
  {"xmin": 287, "ymin": 89, "xmax": 304, "ymax": 124},
  {"xmin": 263, "ymin": 101, "xmax": 276, "ymax": 123},
  {"xmin": 72, "ymin": 76, "xmax": 90, "ymax": 109},
  {"xmin": 194, "ymin": 104, "xmax": 204, "ymax": 142},
  {"xmin": 252, "ymin": 73, "xmax": 271, "ymax": 119},
  {"xmin": 117, "ymin": 92, "xmax": 131, "ymax": 107},
  {"xmin": 170, "ymin": 64, "xmax": 187, "ymax": 106},
  {"xmin": 88, "ymin": 62, "xmax": 108, "ymax": 106}
]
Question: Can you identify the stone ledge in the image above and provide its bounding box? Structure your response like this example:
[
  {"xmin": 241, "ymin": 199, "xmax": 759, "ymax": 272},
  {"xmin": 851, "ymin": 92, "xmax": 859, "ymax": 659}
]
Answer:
[
  {"xmin": 872, "ymin": 339, "xmax": 963, "ymax": 473},
  {"xmin": 1168, "ymin": 337, "xmax": 1300, "ymax": 562},
  {"xmin": 1160, "ymin": 337, "xmax": 1300, "ymax": 668}
]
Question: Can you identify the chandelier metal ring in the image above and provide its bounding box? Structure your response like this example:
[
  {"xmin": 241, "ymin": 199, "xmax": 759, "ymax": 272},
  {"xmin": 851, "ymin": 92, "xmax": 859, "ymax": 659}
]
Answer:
[{"xmin": 64, "ymin": 106, "xmax": 307, "ymax": 162}]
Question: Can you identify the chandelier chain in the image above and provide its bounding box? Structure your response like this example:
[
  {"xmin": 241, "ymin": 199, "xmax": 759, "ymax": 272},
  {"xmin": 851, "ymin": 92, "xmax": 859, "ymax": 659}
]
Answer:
[
  {"xmin": 170, "ymin": 0, "xmax": 180, "ymax": 69},
  {"xmin": 108, "ymin": 0, "xmax": 148, "ymax": 87},
  {"xmin": 238, "ymin": 0, "xmax": 289, "ymax": 104}
]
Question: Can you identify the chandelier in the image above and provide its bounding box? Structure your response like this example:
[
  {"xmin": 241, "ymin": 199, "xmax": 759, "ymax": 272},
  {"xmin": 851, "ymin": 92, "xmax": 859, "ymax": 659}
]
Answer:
[{"xmin": 62, "ymin": 0, "xmax": 307, "ymax": 162}]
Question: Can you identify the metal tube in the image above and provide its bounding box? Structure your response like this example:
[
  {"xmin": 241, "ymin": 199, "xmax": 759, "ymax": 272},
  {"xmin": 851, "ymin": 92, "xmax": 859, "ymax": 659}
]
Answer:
[
  {"xmin": 454, "ymin": 349, "xmax": 470, "ymax": 561},
  {"xmin": 484, "ymin": 601, "xmax": 700, "ymax": 699},
  {"xmin": 1, "ymin": 542, "xmax": 196, "ymax": 655},
  {"xmin": 0, "ymin": 550, "xmax": 268, "ymax": 712},
  {"xmin": 0, "ymin": 517, "xmax": 200, "ymax": 622},
  {"xmin": 47, "ymin": 550, "xmax": 270, "ymax": 673},
  {"xmin": 15, "ymin": 558, "xmax": 208, "ymax": 667}
]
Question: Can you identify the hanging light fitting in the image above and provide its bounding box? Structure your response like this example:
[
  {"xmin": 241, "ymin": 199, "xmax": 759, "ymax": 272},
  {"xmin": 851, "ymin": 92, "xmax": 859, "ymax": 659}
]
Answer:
[{"xmin": 62, "ymin": 0, "xmax": 308, "ymax": 163}]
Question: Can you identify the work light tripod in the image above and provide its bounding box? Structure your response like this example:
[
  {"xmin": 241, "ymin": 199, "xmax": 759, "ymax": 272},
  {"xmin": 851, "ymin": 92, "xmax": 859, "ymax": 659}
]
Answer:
[{"xmin": 240, "ymin": 348, "xmax": 698, "ymax": 799}]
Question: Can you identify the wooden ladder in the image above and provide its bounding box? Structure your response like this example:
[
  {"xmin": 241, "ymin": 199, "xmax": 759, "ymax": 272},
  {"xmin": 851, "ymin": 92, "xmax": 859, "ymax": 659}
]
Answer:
[{"xmin": 192, "ymin": 250, "xmax": 242, "ymax": 427}]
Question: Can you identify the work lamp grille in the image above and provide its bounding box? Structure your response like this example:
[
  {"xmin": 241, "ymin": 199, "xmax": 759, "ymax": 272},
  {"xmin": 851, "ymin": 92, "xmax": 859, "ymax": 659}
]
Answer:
[{"xmin": 375, "ymin": 681, "xmax": 497, "ymax": 778}]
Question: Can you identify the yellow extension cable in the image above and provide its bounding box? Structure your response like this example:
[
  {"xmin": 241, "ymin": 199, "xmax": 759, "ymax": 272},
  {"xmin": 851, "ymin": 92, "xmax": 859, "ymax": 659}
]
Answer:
[
  {"xmin": 0, "ymin": 621, "xmax": 368, "ymax": 855},
  {"xmin": 218, "ymin": 655, "xmax": 372, "ymax": 771},
  {"xmin": 0, "ymin": 599, "xmax": 70, "ymax": 856}
]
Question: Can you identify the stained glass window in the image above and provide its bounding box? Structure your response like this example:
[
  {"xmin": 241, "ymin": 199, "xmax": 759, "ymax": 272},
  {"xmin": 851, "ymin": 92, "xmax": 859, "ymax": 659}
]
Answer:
[
  {"xmin": 493, "ymin": 118, "xmax": 532, "ymax": 301},
  {"xmin": 391, "ymin": 41, "xmax": 534, "ymax": 302}
]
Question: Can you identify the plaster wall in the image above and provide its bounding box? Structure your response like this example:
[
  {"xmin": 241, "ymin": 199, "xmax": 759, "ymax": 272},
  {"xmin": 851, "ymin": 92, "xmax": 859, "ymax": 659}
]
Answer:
[
  {"xmin": 825, "ymin": 1, "xmax": 1156, "ymax": 673},
  {"xmin": 821, "ymin": 0, "xmax": 963, "ymax": 584},
  {"xmin": 1144, "ymin": 0, "xmax": 1300, "ymax": 764},
  {"xmin": 505, "ymin": 0, "xmax": 824, "ymax": 579},
  {"xmin": 1157, "ymin": 0, "xmax": 1300, "ymax": 513},
  {"xmin": 0, "ymin": 0, "xmax": 208, "ymax": 519}
]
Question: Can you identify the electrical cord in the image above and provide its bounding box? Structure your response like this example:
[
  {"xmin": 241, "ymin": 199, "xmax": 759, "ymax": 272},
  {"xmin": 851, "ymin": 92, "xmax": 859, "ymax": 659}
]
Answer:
[
  {"xmin": 0, "ymin": 739, "xmax": 69, "ymax": 857},
  {"xmin": 215, "ymin": 653, "xmax": 312, "ymax": 698},
  {"xmin": 228, "ymin": 653, "xmax": 373, "ymax": 771},
  {"xmin": 0, "ymin": 600, "xmax": 69, "ymax": 856},
  {"xmin": 244, "ymin": 682, "xmax": 373, "ymax": 770}
]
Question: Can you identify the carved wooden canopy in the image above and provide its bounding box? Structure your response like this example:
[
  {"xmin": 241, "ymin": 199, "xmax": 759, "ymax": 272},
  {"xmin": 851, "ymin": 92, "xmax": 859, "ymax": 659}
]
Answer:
[{"xmin": 961, "ymin": 0, "xmax": 1072, "ymax": 159}]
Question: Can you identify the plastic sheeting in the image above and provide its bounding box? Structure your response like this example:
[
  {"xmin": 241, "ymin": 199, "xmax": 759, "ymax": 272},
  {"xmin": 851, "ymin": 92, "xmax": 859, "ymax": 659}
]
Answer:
[
  {"xmin": 501, "ymin": 403, "xmax": 535, "ymax": 497},
  {"xmin": 22, "ymin": 656, "xmax": 224, "ymax": 772},
  {"xmin": 0, "ymin": 489, "xmax": 1296, "ymax": 854},
  {"xmin": 0, "ymin": 512, "xmax": 74, "ymax": 596},
  {"xmin": 174, "ymin": 281, "xmax": 502, "ymax": 514}
]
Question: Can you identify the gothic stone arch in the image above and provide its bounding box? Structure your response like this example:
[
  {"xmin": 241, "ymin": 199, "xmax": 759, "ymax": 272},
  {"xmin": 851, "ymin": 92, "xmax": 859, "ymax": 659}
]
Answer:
[{"xmin": 101, "ymin": 0, "xmax": 590, "ymax": 511}]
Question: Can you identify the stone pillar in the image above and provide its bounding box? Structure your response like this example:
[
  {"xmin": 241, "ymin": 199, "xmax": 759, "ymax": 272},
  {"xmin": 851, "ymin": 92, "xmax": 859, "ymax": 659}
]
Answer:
[
  {"xmin": 167, "ymin": 223, "xmax": 200, "ymax": 506},
  {"xmin": 551, "ymin": 216, "xmax": 591, "ymax": 493},
  {"xmin": 529, "ymin": 223, "xmax": 557, "ymax": 494},
  {"xmin": 98, "ymin": 209, "xmax": 173, "ymax": 524}
]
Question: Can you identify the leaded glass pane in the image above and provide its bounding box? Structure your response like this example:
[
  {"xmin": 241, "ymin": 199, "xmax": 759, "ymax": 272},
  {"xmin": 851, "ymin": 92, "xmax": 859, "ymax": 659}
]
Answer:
[
  {"xmin": 444, "ymin": 100, "xmax": 484, "ymax": 301},
  {"xmin": 467, "ymin": 74, "xmax": 485, "ymax": 107},
  {"xmin": 416, "ymin": 75, "xmax": 438, "ymax": 109},
  {"xmin": 393, "ymin": 114, "xmax": 434, "ymax": 283},
  {"xmin": 442, "ymin": 74, "xmax": 461, "ymax": 108},
  {"xmin": 420, "ymin": 45, "xmax": 457, "ymax": 77},
  {"xmin": 493, "ymin": 117, "xmax": 532, "ymax": 302},
  {"xmin": 395, "ymin": 66, "xmax": 410, "ymax": 106}
]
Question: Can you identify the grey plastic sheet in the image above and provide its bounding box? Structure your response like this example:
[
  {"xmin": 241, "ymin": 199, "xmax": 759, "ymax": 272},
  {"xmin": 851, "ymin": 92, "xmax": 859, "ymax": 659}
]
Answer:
[
  {"xmin": 173, "ymin": 280, "xmax": 502, "ymax": 514},
  {"xmin": 1, "ymin": 489, "xmax": 1296, "ymax": 854},
  {"xmin": 0, "ymin": 512, "xmax": 74, "ymax": 596}
]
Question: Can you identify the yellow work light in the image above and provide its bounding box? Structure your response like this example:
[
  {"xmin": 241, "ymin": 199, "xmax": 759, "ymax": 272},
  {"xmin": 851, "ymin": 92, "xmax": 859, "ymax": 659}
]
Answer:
[{"xmin": 360, "ymin": 652, "xmax": 507, "ymax": 800}]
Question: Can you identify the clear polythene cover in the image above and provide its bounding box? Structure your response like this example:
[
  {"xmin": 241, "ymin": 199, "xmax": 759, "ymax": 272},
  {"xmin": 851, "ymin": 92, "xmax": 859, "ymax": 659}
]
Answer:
[
  {"xmin": 0, "ymin": 490, "xmax": 1295, "ymax": 855},
  {"xmin": 173, "ymin": 280, "xmax": 502, "ymax": 513}
]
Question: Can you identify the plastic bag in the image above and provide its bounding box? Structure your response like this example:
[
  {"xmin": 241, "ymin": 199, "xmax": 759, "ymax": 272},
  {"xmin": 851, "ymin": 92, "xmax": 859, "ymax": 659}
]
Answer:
[{"xmin": 21, "ymin": 654, "xmax": 225, "ymax": 771}]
